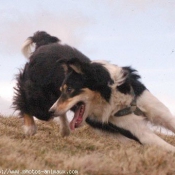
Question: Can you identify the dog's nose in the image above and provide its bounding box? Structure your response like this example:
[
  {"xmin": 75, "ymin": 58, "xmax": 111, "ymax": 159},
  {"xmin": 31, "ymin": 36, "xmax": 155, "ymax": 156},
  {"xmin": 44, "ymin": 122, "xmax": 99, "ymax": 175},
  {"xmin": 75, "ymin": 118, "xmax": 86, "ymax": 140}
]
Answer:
[
  {"xmin": 49, "ymin": 107, "xmax": 55, "ymax": 114},
  {"xmin": 49, "ymin": 107, "xmax": 56, "ymax": 116},
  {"xmin": 49, "ymin": 109, "xmax": 55, "ymax": 116}
]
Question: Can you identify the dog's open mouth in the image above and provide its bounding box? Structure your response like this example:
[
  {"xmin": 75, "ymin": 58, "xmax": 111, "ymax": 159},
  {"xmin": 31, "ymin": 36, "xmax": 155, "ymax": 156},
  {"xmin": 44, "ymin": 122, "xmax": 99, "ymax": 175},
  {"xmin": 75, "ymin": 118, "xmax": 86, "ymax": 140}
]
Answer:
[{"xmin": 70, "ymin": 102, "xmax": 85, "ymax": 130}]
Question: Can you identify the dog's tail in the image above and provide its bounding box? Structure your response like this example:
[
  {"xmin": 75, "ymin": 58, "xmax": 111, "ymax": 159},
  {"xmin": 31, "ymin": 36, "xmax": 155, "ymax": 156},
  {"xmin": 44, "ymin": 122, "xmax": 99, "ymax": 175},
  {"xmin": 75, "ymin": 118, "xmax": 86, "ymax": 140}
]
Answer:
[{"xmin": 22, "ymin": 31, "xmax": 60, "ymax": 59}]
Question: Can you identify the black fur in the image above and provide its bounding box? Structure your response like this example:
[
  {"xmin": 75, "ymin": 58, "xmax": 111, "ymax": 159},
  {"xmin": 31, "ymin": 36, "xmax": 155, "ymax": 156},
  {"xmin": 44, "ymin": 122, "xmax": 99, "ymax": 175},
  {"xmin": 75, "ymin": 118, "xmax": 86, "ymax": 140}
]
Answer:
[
  {"xmin": 57, "ymin": 71, "xmax": 86, "ymax": 105},
  {"xmin": 30, "ymin": 31, "xmax": 60, "ymax": 50},
  {"xmin": 86, "ymin": 117, "xmax": 141, "ymax": 144},
  {"xmin": 65, "ymin": 58, "xmax": 113, "ymax": 102},
  {"xmin": 13, "ymin": 31, "xmax": 90, "ymax": 121},
  {"xmin": 117, "ymin": 66, "xmax": 146, "ymax": 96}
]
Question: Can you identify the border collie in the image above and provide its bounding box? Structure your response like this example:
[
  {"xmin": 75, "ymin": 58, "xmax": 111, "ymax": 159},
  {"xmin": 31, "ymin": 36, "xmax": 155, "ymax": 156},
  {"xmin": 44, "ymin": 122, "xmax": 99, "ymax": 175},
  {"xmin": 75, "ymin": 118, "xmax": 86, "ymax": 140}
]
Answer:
[
  {"xmin": 13, "ymin": 31, "xmax": 90, "ymax": 136},
  {"xmin": 50, "ymin": 58, "xmax": 175, "ymax": 152}
]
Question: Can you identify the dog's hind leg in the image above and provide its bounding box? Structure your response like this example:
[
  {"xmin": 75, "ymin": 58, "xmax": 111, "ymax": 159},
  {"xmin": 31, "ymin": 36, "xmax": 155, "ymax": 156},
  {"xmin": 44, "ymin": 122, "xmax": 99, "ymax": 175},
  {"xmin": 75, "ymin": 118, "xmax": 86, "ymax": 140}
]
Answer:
[
  {"xmin": 137, "ymin": 90, "xmax": 175, "ymax": 133},
  {"xmin": 110, "ymin": 114, "xmax": 175, "ymax": 152},
  {"xmin": 23, "ymin": 114, "xmax": 37, "ymax": 136},
  {"xmin": 59, "ymin": 114, "xmax": 70, "ymax": 137}
]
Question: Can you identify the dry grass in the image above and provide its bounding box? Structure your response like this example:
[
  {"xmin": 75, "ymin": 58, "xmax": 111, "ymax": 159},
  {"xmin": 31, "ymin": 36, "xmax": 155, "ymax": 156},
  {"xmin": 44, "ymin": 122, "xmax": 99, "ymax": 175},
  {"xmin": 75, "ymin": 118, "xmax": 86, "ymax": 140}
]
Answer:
[{"xmin": 0, "ymin": 116, "xmax": 175, "ymax": 175}]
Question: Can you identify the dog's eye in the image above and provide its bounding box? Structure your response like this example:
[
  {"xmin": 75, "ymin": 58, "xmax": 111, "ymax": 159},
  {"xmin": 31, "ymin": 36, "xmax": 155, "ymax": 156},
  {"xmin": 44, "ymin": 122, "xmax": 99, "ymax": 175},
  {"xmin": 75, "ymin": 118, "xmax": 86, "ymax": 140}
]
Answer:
[{"xmin": 67, "ymin": 86, "xmax": 72, "ymax": 93}]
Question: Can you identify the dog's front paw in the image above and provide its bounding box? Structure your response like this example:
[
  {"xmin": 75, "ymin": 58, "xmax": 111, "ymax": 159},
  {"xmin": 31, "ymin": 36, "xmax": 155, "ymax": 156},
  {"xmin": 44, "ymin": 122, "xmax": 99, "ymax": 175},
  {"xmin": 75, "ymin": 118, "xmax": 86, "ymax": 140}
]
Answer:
[
  {"xmin": 60, "ymin": 127, "xmax": 70, "ymax": 137},
  {"xmin": 23, "ymin": 125, "xmax": 37, "ymax": 136}
]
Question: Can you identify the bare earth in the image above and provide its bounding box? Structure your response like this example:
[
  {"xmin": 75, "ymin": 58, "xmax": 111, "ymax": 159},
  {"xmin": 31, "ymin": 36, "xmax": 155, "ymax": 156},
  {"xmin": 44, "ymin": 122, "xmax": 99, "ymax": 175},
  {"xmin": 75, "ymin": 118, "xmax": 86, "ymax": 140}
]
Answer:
[{"xmin": 0, "ymin": 116, "xmax": 175, "ymax": 175}]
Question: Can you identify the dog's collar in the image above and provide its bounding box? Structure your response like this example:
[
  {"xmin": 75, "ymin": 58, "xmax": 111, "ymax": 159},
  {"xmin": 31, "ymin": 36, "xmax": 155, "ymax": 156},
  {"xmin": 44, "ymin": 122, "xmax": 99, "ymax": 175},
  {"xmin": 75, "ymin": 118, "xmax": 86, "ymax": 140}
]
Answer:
[{"xmin": 114, "ymin": 86, "xmax": 145, "ymax": 117}]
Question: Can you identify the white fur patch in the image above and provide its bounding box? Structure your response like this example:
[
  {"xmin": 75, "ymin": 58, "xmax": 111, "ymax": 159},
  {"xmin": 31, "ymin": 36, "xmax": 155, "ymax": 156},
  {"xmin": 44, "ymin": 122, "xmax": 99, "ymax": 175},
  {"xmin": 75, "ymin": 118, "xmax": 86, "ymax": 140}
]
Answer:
[
  {"xmin": 92, "ymin": 60, "xmax": 126, "ymax": 86},
  {"xmin": 21, "ymin": 38, "xmax": 35, "ymax": 59},
  {"xmin": 137, "ymin": 90, "xmax": 175, "ymax": 132},
  {"xmin": 23, "ymin": 125, "xmax": 37, "ymax": 136},
  {"xmin": 59, "ymin": 114, "xmax": 70, "ymax": 137},
  {"xmin": 110, "ymin": 114, "xmax": 175, "ymax": 152}
]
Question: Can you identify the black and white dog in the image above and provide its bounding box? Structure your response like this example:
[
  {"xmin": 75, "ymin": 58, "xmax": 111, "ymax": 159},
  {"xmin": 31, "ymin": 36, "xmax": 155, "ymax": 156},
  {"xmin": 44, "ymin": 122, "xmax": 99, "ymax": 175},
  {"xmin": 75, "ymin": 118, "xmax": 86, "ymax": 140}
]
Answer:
[
  {"xmin": 50, "ymin": 58, "xmax": 175, "ymax": 152},
  {"xmin": 13, "ymin": 31, "xmax": 90, "ymax": 137}
]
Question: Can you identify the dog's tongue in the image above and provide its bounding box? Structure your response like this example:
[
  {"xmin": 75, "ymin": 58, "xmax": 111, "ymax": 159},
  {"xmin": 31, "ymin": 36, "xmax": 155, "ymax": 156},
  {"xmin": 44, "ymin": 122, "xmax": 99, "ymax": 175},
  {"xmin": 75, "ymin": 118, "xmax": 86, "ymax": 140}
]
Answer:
[{"xmin": 70, "ymin": 104, "xmax": 84, "ymax": 130}]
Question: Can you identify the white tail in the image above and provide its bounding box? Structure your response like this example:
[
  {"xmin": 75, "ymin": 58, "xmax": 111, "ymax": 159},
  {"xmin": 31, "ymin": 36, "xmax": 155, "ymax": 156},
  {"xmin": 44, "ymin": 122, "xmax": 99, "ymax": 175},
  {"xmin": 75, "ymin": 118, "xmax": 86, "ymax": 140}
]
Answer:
[{"xmin": 21, "ymin": 38, "xmax": 34, "ymax": 59}]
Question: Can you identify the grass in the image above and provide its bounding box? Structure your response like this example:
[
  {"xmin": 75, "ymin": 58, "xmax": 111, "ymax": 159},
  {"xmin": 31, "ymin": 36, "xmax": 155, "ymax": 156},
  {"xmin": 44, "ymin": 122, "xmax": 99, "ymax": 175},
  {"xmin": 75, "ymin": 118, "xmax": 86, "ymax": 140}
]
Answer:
[{"xmin": 0, "ymin": 115, "xmax": 175, "ymax": 175}]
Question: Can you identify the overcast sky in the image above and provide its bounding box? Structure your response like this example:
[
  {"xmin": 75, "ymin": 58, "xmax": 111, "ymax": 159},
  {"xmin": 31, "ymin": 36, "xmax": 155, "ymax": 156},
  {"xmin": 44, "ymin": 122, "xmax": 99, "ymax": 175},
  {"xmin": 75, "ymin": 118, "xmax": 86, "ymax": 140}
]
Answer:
[{"xmin": 0, "ymin": 0, "xmax": 175, "ymax": 116}]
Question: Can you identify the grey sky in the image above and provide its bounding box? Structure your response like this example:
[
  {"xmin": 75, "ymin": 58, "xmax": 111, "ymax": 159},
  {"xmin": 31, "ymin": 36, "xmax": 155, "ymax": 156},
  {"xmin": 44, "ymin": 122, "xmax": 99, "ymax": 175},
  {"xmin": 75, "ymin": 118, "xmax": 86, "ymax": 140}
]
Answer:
[{"xmin": 0, "ymin": 0, "xmax": 175, "ymax": 116}]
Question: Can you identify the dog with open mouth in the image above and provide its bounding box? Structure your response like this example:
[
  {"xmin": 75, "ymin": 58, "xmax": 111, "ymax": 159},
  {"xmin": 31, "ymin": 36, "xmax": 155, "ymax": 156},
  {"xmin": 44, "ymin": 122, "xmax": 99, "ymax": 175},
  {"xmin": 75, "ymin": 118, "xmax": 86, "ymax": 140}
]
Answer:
[
  {"xmin": 50, "ymin": 58, "xmax": 175, "ymax": 152},
  {"xmin": 13, "ymin": 31, "xmax": 90, "ymax": 137}
]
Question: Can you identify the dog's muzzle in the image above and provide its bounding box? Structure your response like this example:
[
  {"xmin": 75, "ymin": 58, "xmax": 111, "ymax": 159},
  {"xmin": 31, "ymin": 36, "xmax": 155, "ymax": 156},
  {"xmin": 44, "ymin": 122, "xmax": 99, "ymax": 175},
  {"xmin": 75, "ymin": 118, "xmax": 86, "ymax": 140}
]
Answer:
[{"xmin": 49, "ymin": 102, "xmax": 59, "ymax": 116}]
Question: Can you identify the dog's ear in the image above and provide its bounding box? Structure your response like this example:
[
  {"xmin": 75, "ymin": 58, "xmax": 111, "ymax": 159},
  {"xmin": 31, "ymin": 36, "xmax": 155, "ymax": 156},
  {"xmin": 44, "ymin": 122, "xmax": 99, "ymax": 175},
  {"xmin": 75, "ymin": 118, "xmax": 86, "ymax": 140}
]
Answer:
[
  {"xmin": 56, "ymin": 59, "xmax": 70, "ymax": 74},
  {"xmin": 57, "ymin": 57, "xmax": 89, "ymax": 75},
  {"xmin": 67, "ymin": 58, "xmax": 83, "ymax": 74},
  {"xmin": 67, "ymin": 57, "xmax": 88, "ymax": 74}
]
